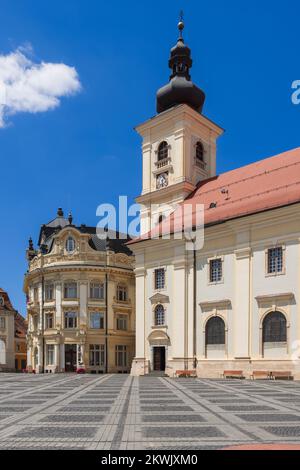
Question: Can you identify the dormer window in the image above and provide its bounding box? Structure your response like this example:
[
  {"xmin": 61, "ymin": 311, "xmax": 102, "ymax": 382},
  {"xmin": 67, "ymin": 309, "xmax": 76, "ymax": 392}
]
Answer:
[
  {"xmin": 66, "ymin": 237, "xmax": 75, "ymax": 253},
  {"xmin": 195, "ymin": 141, "xmax": 204, "ymax": 163},
  {"xmin": 157, "ymin": 141, "xmax": 169, "ymax": 161}
]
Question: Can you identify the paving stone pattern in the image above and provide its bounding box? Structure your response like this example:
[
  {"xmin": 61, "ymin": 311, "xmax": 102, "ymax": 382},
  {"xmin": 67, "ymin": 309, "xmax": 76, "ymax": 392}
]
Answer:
[{"xmin": 0, "ymin": 374, "xmax": 300, "ymax": 449}]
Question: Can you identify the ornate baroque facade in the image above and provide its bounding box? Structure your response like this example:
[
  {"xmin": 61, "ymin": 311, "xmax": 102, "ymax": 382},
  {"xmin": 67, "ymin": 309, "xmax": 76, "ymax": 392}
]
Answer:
[{"xmin": 24, "ymin": 209, "xmax": 135, "ymax": 373}]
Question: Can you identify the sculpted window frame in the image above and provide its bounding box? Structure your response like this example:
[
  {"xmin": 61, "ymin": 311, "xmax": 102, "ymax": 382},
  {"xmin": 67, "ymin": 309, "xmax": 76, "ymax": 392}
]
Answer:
[
  {"xmin": 207, "ymin": 256, "xmax": 224, "ymax": 285},
  {"xmin": 116, "ymin": 284, "xmax": 128, "ymax": 302},
  {"xmin": 153, "ymin": 267, "xmax": 166, "ymax": 291},
  {"xmin": 63, "ymin": 281, "xmax": 78, "ymax": 299},
  {"xmin": 265, "ymin": 245, "xmax": 286, "ymax": 277},
  {"xmin": 89, "ymin": 281, "xmax": 105, "ymax": 300}
]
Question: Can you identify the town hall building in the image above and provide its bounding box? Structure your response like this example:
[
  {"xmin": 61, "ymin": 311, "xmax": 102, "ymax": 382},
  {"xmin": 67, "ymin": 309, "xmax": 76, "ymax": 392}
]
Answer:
[{"xmin": 130, "ymin": 19, "xmax": 300, "ymax": 379}]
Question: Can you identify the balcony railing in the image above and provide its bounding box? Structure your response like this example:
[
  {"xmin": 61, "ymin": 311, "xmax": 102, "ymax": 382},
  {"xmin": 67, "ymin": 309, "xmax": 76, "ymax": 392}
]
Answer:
[{"xmin": 155, "ymin": 157, "xmax": 171, "ymax": 169}]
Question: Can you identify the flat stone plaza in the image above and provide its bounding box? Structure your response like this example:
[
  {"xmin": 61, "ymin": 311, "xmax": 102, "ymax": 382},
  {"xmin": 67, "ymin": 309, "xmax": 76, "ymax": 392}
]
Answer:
[{"xmin": 1, "ymin": 374, "xmax": 300, "ymax": 450}]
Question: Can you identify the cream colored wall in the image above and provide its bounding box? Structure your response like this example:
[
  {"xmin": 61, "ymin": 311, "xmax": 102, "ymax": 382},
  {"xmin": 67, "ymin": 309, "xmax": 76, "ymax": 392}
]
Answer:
[
  {"xmin": 0, "ymin": 312, "xmax": 15, "ymax": 370},
  {"xmin": 131, "ymin": 204, "xmax": 300, "ymax": 377},
  {"xmin": 136, "ymin": 105, "xmax": 223, "ymax": 235}
]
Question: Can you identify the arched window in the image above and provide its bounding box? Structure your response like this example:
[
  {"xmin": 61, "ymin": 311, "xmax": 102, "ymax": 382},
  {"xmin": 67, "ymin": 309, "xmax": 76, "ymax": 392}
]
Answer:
[
  {"xmin": 66, "ymin": 236, "xmax": 75, "ymax": 253},
  {"xmin": 263, "ymin": 312, "xmax": 287, "ymax": 343},
  {"xmin": 205, "ymin": 317, "xmax": 225, "ymax": 345},
  {"xmin": 157, "ymin": 141, "xmax": 169, "ymax": 161},
  {"xmin": 196, "ymin": 141, "xmax": 204, "ymax": 162},
  {"xmin": 154, "ymin": 305, "xmax": 165, "ymax": 326}
]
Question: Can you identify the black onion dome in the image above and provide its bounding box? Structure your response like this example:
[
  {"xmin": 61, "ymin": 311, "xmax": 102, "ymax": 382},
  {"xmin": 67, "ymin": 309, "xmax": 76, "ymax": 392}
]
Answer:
[{"xmin": 156, "ymin": 19, "xmax": 205, "ymax": 114}]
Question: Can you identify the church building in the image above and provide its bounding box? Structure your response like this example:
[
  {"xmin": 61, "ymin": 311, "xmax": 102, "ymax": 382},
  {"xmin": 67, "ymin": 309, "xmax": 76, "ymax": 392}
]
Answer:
[{"xmin": 130, "ymin": 19, "xmax": 300, "ymax": 379}]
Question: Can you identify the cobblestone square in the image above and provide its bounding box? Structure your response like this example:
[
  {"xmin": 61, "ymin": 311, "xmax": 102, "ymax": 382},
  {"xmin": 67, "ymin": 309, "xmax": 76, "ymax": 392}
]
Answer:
[{"xmin": 1, "ymin": 374, "xmax": 300, "ymax": 450}]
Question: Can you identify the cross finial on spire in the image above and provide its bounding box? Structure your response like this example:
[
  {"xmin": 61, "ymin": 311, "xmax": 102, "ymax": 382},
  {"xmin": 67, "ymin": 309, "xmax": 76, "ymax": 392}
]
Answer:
[{"xmin": 178, "ymin": 10, "xmax": 184, "ymax": 39}]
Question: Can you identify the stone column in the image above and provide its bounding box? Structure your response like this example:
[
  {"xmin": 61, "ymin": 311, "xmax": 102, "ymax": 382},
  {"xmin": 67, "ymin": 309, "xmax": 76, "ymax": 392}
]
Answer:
[
  {"xmin": 79, "ymin": 281, "xmax": 88, "ymax": 327},
  {"xmin": 172, "ymin": 245, "xmax": 188, "ymax": 370},
  {"xmin": 55, "ymin": 282, "xmax": 62, "ymax": 328},
  {"xmin": 26, "ymin": 342, "xmax": 32, "ymax": 371},
  {"xmin": 37, "ymin": 339, "xmax": 43, "ymax": 373},
  {"xmin": 130, "ymin": 253, "xmax": 147, "ymax": 376},
  {"xmin": 234, "ymin": 242, "xmax": 252, "ymax": 359},
  {"xmin": 38, "ymin": 282, "xmax": 43, "ymax": 330},
  {"xmin": 54, "ymin": 343, "xmax": 59, "ymax": 373},
  {"xmin": 60, "ymin": 344, "xmax": 65, "ymax": 372}
]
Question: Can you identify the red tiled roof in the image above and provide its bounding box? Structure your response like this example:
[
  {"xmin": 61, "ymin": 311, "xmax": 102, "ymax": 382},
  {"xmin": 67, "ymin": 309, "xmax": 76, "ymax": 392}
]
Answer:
[
  {"xmin": 0, "ymin": 288, "xmax": 14, "ymax": 311},
  {"xmin": 129, "ymin": 147, "xmax": 300, "ymax": 244},
  {"xmin": 15, "ymin": 312, "xmax": 27, "ymax": 338}
]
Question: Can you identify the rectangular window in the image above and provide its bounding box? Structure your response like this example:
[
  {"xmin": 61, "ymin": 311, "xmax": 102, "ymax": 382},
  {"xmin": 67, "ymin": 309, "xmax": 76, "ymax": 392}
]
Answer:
[
  {"xmin": 209, "ymin": 259, "xmax": 222, "ymax": 283},
  {"xmin": 89, "ymin": 344, "xmax": 105, "ymax": 366},
  {"xmin": 64, "ymin": 282, "xmax": 77, "ymax": 299},
  {"xmin": 45, "ymin": 313, "xmax": 54, "ymax": 329},
  {"xmin": 154, "ymin": 268, "xmax": 165, "ymax": 290},
  {"xmin": 0, "ymin": 317, "xmax": 5, "ymax": 329},
  {"xmin": 46, "ymin": 345, "xmax": 55, "ymax": 365},
  {"xmin": 90, "ymin": 312, "xmax": 104, "ymax": 329},
  {"xmin": 34, "ymin": 287, "xmax": 39, "ymax": 302},
  {"xmin": 90, "ymin": 282, "xmax": 104, "ymax": 299},
  {"xmin": 45, "ymin": 283, "xmax": 54, "ymax": 301},
  {"xmin": 116, "ymin": 314, "xmax": 128, "ymax": 331},
  {"xmin": 32, "ymin": 315, "xmax": 38, "ymax": 331},
  {"xmin": 115, "ymin": 345, "xmax": 127, "ymax": 367},
  {"xmin": 268, "ymin": 247, "xmax": 283, "ymax": 274},
  {"xmin": 64, "ymin": 312, "xmax": 77, "ymax": 329},
  {"xmin": 117, "ymin": 285, "xmax": 127, "ymax": 302}
]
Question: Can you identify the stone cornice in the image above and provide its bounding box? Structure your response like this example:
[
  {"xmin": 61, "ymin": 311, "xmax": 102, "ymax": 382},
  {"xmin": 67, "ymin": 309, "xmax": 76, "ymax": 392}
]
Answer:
[
  {"xmin": 255, "ymin": 293, "xmax": 295, "ymax": 304},
  {"xmin": 199, "ymin": 299, "xmax": 232, "ymax": 310}
]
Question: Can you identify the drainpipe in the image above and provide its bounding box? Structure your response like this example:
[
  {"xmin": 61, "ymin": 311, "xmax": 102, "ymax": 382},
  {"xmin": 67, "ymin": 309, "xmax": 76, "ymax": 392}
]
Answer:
[
  {"xmin": 193, "ymin": 245, "xmax": 197, "ymax": 370},
  {"xmin": 105, "ymin": 270, "xmax": 108, "ymax": 374},
  {"xmin": 105, "ymin": 232, "xmax": 109, "ymax": 374},
  {"xmin": 41, "ymin": 273, "xmax": 45, "ymax": 373}
]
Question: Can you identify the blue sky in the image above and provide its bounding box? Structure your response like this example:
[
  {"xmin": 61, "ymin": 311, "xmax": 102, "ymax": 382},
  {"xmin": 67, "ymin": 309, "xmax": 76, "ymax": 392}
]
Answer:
[{"xmin": 0, "ymin": 0, "xmax": 300, "ymax": 314}]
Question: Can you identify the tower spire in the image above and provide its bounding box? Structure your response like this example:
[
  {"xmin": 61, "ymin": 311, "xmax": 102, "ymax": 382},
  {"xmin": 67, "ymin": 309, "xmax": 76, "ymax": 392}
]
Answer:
[
  {"xmin": 178, "ymin": 10, "xmax": 184, "ymax": 39},
  {"xmin": 156, "ymin": 16, "xmax": 206, "ymax": 114}
]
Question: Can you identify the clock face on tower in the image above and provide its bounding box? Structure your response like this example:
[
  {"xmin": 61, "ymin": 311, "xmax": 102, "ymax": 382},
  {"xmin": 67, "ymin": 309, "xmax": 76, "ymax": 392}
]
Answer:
[{"xmin": 156, "ymin": 173, "xmax": 168, "ymax": 190}]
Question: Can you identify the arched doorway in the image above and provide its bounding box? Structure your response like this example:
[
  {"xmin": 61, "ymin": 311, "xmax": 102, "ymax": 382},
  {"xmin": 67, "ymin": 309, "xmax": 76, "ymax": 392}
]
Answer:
[
  {"xmin": 262, "ymin": 311, "xmax": 287, "ymax": 358},
  {"xmin": 205, "ymin": 317, "xmax": 226, "ymax": 359},
  {"xmin": 148, "ymin": 330, "xmax": 170, "ymax": 372}
]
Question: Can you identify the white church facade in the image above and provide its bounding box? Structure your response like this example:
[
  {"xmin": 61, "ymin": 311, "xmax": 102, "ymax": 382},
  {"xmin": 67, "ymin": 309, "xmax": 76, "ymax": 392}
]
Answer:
[{"xmin": 130, "ymin": 20, "xmax": 300, "ymax": 379}]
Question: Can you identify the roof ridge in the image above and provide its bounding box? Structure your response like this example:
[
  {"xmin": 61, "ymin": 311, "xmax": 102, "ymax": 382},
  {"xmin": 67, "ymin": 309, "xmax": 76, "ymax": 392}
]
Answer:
[
  {"xmin": 191, "ymin": 159, "xmax": 300, "ymax": 199},
  {"xmin": 190, "ymin": 180, "xmax": 300, "ymax": 214}
]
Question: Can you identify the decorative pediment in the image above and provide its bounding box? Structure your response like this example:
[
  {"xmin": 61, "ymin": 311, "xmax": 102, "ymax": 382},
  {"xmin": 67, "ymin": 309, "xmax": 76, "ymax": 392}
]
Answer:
[
  {"xmin": 199, "ymin": 299, "xmax": 231, "ymax": 310},
  {"xmin": 255, "ymin": 293, "xmax": 295, "ymax": 305},
  {"xmin": 148, "ymin": 329, "xmax": 170, "ymax": 346},
  {"xmin": 149, "ymin": 293, "xmax": 170, "ymax": 304}
]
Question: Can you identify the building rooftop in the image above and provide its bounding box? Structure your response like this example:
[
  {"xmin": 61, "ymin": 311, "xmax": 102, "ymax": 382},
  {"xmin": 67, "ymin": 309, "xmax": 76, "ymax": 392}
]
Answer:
[
  {"xmin": 33, "ymin": 209, "xmax": 132, "ymax": 257},
  {"xmin": 129, "ymin": 147, "xmax": 300, "ymax": 244}
]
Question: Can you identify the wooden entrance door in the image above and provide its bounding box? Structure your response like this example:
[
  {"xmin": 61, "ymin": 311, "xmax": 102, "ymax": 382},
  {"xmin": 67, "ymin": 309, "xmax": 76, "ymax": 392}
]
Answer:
[
  {"xmin": 153, "ymin": 347, "xmax": 166, "ymax": 371},
  {"xmin": 65, "ymin": 344, "xmax": 77, "ymax": 372}
]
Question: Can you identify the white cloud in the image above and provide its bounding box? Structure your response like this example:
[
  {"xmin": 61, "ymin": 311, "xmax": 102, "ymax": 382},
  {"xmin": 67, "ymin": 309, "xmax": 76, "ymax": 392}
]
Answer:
[{"xmin": 0, "ymin": 46, "xmax": 81, "ymax": 127}]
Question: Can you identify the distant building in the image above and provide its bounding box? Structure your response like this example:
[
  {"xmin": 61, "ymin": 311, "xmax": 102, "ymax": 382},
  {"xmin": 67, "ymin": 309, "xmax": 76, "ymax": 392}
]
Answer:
[
  {"xmin": 0, "ymin": 288, "xmax": 15, "ymax": 371},
  {"xmin": 15, "ymin": 313, "xmax": 27, "ymax": 371},
  {"xmin": 0, "ymin": 288, "xmax": 27, "ymax": 371},
  {"xmin": 24, "ymin": 209, "xmax": 135, "ymax": 374}
]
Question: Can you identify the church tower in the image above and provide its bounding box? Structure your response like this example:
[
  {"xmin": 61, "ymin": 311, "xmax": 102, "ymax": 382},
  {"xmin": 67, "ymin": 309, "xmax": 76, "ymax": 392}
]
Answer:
[{"xmin": 136, "ymin": 17, "xmax": 224, "ymax": 234}]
